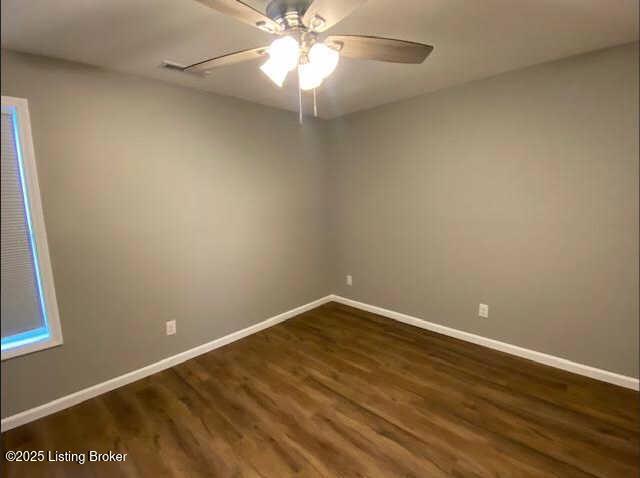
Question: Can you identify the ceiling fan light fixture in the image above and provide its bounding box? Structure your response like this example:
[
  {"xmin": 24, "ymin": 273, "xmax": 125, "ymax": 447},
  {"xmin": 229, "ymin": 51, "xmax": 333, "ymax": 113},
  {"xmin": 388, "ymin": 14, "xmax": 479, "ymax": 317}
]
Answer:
[
  {"xmin": 298, "ymin": 61, "xmax": 324, "ymax": 91},
  {"xmin": 184, "ymin": 0, "xmax": 433, "ymax": 122},
  {"xmin": 308, "ymin": 42, "xmax": 340, "ymax": 79},
  {"xmin": 260, "ymin": 58, "xmax": 289, "ymax": 87}
]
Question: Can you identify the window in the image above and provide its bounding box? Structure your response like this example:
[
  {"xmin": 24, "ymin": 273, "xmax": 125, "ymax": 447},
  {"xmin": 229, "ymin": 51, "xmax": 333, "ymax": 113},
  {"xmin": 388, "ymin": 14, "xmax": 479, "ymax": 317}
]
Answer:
[{"xmin": 1, "ymin": 96, "xmax": 62, "ymax": 360}]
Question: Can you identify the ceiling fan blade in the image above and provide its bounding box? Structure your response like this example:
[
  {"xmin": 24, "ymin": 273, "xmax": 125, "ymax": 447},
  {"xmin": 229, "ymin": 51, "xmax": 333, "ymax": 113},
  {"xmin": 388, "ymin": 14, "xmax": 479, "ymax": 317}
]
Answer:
[
  {"xmin": 326, "ymin": 35, "xmax": 433, "ymax": 64},
  {"xmin": 193, "ymin": 0, "xmax": 281, "ymax": 33},
  {"xmin": 302, "ymin": 0, "xmax": 366, "ymax": 32},
  {"xmin": 183, "ymin": 47, "xmax": 268, "ymax": 74}
]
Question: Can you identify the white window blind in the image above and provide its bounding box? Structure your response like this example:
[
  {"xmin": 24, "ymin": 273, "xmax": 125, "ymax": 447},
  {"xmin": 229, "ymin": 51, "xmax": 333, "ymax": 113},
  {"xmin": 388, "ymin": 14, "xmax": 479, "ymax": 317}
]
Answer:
[
  {"xmin": 1, "ymin": 96, "xmax": 62, "ymax": 360},
  {"xmin": 1, "ymin": 109, "xmax": 46, "ymax": 336}
]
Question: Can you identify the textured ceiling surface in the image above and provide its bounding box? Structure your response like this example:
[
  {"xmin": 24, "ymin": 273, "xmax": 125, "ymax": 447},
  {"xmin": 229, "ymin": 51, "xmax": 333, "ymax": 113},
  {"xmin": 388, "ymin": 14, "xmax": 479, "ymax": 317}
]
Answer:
[{"xmin": 1, "ymin": 0, "xmax": 638, "ymax": 118}]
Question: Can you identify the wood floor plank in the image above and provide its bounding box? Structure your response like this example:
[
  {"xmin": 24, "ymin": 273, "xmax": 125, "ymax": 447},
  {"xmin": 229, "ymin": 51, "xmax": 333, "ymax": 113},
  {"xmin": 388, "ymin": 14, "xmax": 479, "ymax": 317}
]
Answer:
[{"xmin": 2, "ymin": 302, "xmax": 639, "ymax": 477}]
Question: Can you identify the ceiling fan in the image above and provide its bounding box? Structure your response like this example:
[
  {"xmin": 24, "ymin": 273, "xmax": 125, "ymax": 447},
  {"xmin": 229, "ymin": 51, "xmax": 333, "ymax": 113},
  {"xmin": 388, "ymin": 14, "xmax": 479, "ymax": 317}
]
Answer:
[{"xmin": 165, "ymin": 0, "xmax": 434, "ymax": 121}]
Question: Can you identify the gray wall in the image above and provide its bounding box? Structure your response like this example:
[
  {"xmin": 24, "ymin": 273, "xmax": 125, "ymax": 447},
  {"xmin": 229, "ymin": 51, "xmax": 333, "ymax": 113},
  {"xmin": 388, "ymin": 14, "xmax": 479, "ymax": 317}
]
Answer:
[
  {"xmin": 327, "ymin": 42, "xmax": 639, "ymax": 378},
  {"xmin": 1, "ymin": 42, "xmax": 638, "ymax": 418},
  {"xmin": 1, "ymin": 50, "xmax": 331, "ymax": 417}
]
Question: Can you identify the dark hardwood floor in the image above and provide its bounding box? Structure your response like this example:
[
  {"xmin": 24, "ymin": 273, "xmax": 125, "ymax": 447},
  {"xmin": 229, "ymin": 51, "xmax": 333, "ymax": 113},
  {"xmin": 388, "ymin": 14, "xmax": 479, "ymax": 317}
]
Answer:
[{"xmin": 2, "ymin": 302, "xmax": 639, "ymax": 477}]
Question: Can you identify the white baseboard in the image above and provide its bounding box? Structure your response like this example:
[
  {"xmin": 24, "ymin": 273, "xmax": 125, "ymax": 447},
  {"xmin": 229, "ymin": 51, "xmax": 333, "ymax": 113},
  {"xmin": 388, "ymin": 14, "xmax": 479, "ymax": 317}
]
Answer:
[
  {"xmin": 1, "ymin": 295, "xmax": 334, "ymax": 432},
  {"xmin": 330, "ymin": 295, "xmax": 640, "ymax": 391},
  {"xmin": 3, "ymin": 293, "xmax": 637, "ymax": 432}
]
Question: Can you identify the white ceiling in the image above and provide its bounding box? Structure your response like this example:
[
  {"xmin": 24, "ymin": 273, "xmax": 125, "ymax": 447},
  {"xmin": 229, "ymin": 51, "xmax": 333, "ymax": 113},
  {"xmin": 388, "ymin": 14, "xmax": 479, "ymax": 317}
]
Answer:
[{"xmin": 2, "ymin": 0, "xmax": 638, "ymax": 119}]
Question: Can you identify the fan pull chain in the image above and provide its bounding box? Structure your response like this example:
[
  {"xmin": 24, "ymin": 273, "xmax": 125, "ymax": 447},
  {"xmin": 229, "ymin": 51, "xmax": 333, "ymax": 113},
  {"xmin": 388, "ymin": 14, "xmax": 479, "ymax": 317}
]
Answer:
[
  {"xmin": 298, "ymin": 67, "xmax": 303, "ymax": 125},
  {"xmin": 313, "ymin": 88, "xmax": 318, "ymax": 117}
]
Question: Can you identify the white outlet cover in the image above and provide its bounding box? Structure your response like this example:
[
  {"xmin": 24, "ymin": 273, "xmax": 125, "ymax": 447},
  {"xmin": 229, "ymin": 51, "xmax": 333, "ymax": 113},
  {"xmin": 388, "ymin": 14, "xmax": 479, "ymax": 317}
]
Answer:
[
  {"xmin": 346, "ymin": 275, "xmax": 353, "ymax": 286},
  {"xmin": 166, "ymin": 320, "xmax": 176, "ymax": 335},
  {"xmin": 478, "ymin": 304, "xmax": 489, "ymax": 318}
]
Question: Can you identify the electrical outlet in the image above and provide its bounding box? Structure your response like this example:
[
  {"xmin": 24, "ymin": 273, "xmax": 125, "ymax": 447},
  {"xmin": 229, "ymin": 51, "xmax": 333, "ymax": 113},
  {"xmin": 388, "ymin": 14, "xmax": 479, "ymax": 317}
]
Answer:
[
  {"xmin": 166, "ymin": 320, "xmax": 176, "ymax": 336},
  {"xmin": 346, "ymin": 275, "xmax": 353, "ymax": 286},
  {"xmin": 478, "ymin": 304, "xmax": 489, "ymax": 319}
]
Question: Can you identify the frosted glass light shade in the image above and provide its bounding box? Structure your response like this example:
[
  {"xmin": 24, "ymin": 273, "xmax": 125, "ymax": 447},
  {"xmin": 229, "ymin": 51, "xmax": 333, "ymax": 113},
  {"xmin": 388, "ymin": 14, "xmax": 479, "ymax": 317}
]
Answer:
[
  {"xmin": 308, "ymin": 42, "xmax": 340, "ymax": 79},
  {"xmin": 260, "ymin": 36, "xmax": 300, "ymax": 87},
  {"xmin": 269, "ymin": 36, "xmax": 300, "ymax": 72},
  {"xmin": 260, "ymin": 58, "xmax": 289, "ymax": 87},
  {"xmin": 298, "ymin": 62, "xmax": 323, "ymax": 91}
]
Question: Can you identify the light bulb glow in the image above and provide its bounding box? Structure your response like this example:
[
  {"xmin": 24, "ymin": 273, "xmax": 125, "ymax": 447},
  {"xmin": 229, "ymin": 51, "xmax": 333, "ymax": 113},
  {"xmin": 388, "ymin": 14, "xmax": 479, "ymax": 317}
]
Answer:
[
  {"xmin": 260, "ymin": 58, "xmax": 288, "ymax": 87},
  {"xmin": 260, "ymin": 36, "xmax": 300, "ymax": 87},
  {"xmin": 308, "ymin": 42, "xmax": 340, "ymax": 79},
  {"xmin": 268, "ymin": 36, "xmax": 300, "ymax": 72},
  {"xmin": 298, "ymin": 62, "xmax": 323, "ymax": 91}
]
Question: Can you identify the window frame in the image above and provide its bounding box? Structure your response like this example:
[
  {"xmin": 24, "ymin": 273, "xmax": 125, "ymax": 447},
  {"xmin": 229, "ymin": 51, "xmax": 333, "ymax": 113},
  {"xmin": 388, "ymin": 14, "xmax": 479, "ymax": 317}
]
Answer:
[{"xmin": 1, "ymin": 96, "xmax": 63, "ymax": 360}]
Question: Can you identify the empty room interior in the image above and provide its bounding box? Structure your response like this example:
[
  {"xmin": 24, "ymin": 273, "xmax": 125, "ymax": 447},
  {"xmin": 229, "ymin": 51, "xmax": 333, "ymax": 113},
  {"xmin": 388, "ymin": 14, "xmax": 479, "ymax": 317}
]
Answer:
[{"xmin": 1, "ymin": 0, "xmax": 639, "ymax": 476}]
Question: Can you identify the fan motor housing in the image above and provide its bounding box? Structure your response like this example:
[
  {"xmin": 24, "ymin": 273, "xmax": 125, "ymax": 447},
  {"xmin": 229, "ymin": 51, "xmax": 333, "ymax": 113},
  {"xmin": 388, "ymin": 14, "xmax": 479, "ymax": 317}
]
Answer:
[{"xmin": 266, "ymin": 0, "xmax": 312, "ymax": 28}]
